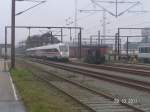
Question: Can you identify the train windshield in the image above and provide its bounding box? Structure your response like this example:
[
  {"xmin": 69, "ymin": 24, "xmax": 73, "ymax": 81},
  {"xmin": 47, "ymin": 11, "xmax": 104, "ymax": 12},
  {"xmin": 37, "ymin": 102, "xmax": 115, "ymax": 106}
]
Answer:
[
  {"xmin": 139, "ymin": 47, "xmax": 150, "ymax": 53},
  {"xmin": 59, "ymin": 45, "xmax": 68, "ymax": 52}
]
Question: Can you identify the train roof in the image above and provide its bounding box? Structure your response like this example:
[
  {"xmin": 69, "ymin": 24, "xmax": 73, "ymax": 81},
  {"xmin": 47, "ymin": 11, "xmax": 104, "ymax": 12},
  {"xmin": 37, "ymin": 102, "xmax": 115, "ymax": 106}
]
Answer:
[{"xmin": 26, "ymin": 43, "xmax": 66, "ymax": 51}]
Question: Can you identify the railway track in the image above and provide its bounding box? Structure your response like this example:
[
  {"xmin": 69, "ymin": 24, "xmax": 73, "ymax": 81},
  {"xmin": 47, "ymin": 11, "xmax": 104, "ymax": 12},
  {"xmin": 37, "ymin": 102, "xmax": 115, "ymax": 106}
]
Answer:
[
  {"xmin": 29, "ymin": 58, "xmax": 150, "ymax": 93},
  {"xmin": 107, "ymin": 63, "xmax": 150, "ymax": 71},
  {"xmin": 70, "ymin": 61, "xmax": 150, "ymax": 77},
  {"xmin": 24, "ymin": 60, "xmax": 146, "ymax": 112}
]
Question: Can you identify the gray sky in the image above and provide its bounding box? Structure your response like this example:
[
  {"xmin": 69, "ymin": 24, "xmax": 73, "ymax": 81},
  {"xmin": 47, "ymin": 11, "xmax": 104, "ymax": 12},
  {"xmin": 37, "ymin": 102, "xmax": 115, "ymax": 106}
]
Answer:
[{"xmin": 0, "ymin": 0, "xmax": 150, "ymax": 44}]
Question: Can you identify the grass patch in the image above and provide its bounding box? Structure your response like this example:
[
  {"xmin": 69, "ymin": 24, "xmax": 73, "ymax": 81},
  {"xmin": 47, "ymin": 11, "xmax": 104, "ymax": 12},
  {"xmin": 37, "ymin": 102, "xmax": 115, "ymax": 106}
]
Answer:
[{"xmin": 11, "ymin": 66, "xmax": 81, "ymax": 112}]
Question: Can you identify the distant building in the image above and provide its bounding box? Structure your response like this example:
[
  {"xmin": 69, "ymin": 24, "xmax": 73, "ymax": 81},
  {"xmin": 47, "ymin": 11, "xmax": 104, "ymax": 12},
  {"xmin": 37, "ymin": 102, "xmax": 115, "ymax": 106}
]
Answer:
[{"xmin": 0, "ymin": 44, "xmax": 11, "ymax": 57}]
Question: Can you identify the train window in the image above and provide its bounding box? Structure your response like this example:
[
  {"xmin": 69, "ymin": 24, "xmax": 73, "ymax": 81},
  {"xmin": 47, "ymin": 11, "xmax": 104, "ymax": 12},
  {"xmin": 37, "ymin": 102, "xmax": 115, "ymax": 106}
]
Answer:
[
  {"xmin": 59, "ymin": 45, "xmax": 68, "ymax": 52},
  {"xmin": 141, "ymin": 48, "xmax": 143, "ymax": 53},
  {"xmin": 51, "ymin": 49, "xmax": 58, "ymax": 52},
  {"xmin": 140, "ymin": 48, "xmax": 144, "ymax": 53},
  {"xmin": 45, "ymin": 49, "xmax": 58, "ymax": 52},
  {"xmin": 148, "ymin": 47, "xmax": 150, "ymax": 53},
  {"xmin": 139, "ymin": 48, "xmax": 141, "ymax": 53},
  {"xmin": 140, "ymin": 47, "xmax": 150, "ymax": 53},
  {"xmin": 145, "ymin": 48, "xmax": 148, "ymax": 53}
]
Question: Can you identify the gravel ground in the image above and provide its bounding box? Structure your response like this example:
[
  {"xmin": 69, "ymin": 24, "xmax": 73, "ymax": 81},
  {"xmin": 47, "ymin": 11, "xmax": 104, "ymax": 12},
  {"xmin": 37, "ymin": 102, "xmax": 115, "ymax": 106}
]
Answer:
[
  {"xmin": 15, "ymin": 60, "xmax": 92, "ymax": 112},
  {"xmin": 25, "ymin": 60, "xmax": 150, "ymax": 112},
  {"xmin": 55, "ymin": 62, "xmax": 150, "ymax": 84}
]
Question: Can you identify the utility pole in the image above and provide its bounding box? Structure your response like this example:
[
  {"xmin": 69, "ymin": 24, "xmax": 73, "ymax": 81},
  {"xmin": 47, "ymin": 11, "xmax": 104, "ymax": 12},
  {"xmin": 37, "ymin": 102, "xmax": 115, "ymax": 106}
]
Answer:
[
  {"xmin": 75, "ymin": 0, "xmax": 78, "ymax": 39},
  {"xmin": 115, "ymin": 33, "xmax": 118, "ymax": 61},
  {"xmin": 10, "ymin": 0, "xmax": 46, "ymax": 68},
  {"xmin": 98, "ymin": 30, "xmax": 101, "ymax": 48},
  {"xmin": 11, "ymin": 0, "xmax": 16, "ymax": 68},
  {"xmin": 61, "ymin": 28, "xmax": 63, "ymax": 43},
  {"xmin": 70, "ymin": 28, "xmax": 72, "ymax": 41},
  {"xmin": 116, "ymin": 0, "xmax": 118, "ymax": 18},
  {"xmin": 90, "ymin": 36, "xmax": 92, "ymax": 47},
  {"xmin": 79, "ymin": 9, "xmax": 107, "ymax": 44},
  {"xmin": 28, "ymin": 27, "xmax": 31, "ymax": 39},
  {"xmin": 126, "ymin": 36, "xmax": 129, "ymax": 58},
  {"xmin": 50, "ymin": 32, "xmax": 53, "ymax": 44},
  {"xmin": 5, "ymin": 27, "xmax": 8, "ymax": 60},
  {"xmin": 102, "ymin": 10, "xmax": 106, "ymax": 44},
  {"xmin": 4, "ymin": 27, "xmax": 8, "ymax": 71}
]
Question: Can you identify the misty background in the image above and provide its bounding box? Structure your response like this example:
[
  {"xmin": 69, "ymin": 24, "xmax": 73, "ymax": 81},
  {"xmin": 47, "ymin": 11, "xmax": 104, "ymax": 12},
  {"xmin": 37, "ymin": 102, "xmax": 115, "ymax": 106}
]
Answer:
[{"xmin": 0, "ymin": 0, "xmax": 150, "ymax": 44}]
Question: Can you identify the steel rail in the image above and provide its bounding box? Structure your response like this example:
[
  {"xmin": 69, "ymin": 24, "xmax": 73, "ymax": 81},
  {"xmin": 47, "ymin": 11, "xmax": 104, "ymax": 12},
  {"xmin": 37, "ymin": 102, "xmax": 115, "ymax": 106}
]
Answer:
[
  {"xmin": 108, "ymin": 63, "xmax": 150, "ymax": 71},
  {"xmin": 30, "ymin": 71, "xmax": 96, "ymax": 112},
  {"xmin": 31, "ymin": 59, "xmax": 150, "ymax": 92},
  {"xmin": 25, "ymin": 59, "xmax": 145, "ymax": 112},
  {"xmin": 70, "ymin": 61, "xmax": 150, "ymax": 77}
]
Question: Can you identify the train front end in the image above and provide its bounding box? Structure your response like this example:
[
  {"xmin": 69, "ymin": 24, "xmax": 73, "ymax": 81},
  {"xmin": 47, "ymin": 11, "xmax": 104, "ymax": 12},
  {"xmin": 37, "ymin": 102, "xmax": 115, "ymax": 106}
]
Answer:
[
  {"xmin": 138, "ymin": 42, "xmax": 150, "ymax": 63},
  {"xmin": 59, "ymin": 44, "xmax": 69, "ymax": 60}
]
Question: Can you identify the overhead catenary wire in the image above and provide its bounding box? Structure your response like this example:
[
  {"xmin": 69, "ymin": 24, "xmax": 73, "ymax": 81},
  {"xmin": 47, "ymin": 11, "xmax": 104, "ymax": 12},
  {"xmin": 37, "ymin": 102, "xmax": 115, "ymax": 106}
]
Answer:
[
  {"xmin": 16, "ymin": 0, "xmax": 46, "ymax": 16},
  {"xmin": 90, "ymin": 0, "xmax": 146, "ymax": 18},
  {"xmin": 17, "ymin": 0, "xmax": 45, "ymax": 3}
]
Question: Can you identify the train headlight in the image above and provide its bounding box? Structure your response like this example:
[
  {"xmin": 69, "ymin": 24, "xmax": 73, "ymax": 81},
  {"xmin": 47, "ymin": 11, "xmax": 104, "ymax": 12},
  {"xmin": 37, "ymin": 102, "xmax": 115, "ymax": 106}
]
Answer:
[{"xmin": 60, "ymin": 52, "xmax": 63, "ymax": 55}]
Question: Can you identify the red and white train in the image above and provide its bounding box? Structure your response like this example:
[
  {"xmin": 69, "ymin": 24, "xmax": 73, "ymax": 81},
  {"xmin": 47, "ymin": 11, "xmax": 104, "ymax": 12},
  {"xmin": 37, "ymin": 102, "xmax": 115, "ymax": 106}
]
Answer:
[
  {"xmin": 26, "ymin": 43, "xmax": 110, "ymax": 62},
  {"xmin": 26, "ymin": 43, "xmax": 69, "ymax": 59}
]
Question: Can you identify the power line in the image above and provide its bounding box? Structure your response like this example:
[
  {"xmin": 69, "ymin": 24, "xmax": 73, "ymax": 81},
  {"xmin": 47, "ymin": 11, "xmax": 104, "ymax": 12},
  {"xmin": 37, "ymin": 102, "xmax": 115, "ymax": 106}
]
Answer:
[
  {"xmin": 66, "ymin": 11, "xmax": 98, "ymax": 26},
  {"xmin": 79, "ymin": 9, "xmax": 108, "ymax": 42},
  {"xmin": 16, "ymin": 0, "xmax": 46, "ymax": 16},
  {"xmin": 64, "ymin": 2, "xmax": 98, "ymax": 26},
  {"xmin": 90, "ymin": 0, "xmax": 147, "ymax": 18}
]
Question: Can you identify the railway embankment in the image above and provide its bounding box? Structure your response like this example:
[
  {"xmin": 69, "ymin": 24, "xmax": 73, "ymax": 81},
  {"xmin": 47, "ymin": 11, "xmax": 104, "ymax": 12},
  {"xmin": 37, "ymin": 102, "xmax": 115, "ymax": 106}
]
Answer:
[{"xmin": 11, "ymin": 60, "xmax": 89, "ymax": 112}]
